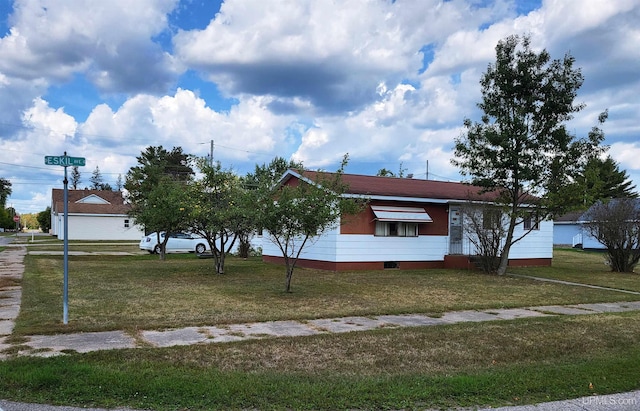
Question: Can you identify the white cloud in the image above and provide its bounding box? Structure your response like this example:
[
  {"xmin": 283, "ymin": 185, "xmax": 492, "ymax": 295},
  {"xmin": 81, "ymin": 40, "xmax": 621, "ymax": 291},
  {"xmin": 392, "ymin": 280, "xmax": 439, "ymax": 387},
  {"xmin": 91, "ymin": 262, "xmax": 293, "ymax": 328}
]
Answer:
[
  {"xmin": 3, "ymin": 0, "xmax": 640, "ymax": 213},
  {"xmin": 0, "ymin": 0, "xmax": 180, "ymax": 92},
  {"xmin": 174, "ymin": 0, "xmax": 509, "ymax": 113},
  {"xmin": 609, "ymin": 142, "xmax": 640, "ymax": 172},
  {"xmin": 78, "ymin": 89, "xmax": 295, "ymax": 173}
]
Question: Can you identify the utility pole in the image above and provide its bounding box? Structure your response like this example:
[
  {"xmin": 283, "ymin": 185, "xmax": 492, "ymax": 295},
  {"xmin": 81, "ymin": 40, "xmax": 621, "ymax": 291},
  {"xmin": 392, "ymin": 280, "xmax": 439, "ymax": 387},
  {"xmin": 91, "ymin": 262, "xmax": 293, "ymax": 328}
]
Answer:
[
  {"xmin": 209, "ymin": 140, "xmax": 214, "ymax": 166},
  {"xmin": 426, "ymin": 160, "xmax": 429, "ymax": 180}
]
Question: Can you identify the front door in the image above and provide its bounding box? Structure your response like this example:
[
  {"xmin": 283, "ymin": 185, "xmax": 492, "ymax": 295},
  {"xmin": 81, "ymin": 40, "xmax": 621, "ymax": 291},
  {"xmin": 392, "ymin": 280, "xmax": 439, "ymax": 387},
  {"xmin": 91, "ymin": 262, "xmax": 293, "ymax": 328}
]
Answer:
[{"xmin": 449, "ymin": 205, "xmax": 463, "ymax": 254}]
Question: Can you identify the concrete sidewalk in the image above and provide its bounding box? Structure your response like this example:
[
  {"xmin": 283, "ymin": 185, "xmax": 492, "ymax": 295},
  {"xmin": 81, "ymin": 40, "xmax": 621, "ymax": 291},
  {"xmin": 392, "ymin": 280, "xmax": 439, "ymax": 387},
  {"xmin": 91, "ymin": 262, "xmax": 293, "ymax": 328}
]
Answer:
[
  {"xmin": 2, "ymin": 239, "xmax": 640, "ymax": 410},
  {"xmin": 11, "ymin": 299, "xmax": 640, "ymax": 356}
]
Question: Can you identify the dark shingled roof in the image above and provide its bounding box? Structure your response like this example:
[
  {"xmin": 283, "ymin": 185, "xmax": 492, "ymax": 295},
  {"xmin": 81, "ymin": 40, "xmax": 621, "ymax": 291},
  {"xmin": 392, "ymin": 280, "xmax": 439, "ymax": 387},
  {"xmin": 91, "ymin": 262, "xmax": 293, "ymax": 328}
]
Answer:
[
  {"xmin": 295, "ymin": 171, "xmax": 503, "ymax": 202},
  {"xmin": 52, "ymin": 189, "xmax": 131, "ymax": 215}
]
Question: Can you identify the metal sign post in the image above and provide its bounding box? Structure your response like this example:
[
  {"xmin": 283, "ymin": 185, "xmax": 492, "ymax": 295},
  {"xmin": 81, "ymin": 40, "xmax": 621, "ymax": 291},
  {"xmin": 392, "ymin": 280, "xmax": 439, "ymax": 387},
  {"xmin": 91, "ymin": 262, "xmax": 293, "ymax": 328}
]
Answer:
[{"xmin": 45, "ymin": 152, "xmax": 86, "ymax": 325}]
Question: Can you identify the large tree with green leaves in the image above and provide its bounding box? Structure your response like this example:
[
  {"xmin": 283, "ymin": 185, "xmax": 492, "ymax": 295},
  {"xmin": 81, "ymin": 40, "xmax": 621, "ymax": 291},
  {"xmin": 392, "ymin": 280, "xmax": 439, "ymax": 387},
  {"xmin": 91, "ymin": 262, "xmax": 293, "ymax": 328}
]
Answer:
[
  {"xmin": 453, "ymin": 35, "xmax": 604, "ymax": 275},
  {"xmin": 257, "ymin": 155, "xmax": 364, "ymax": 292},
  {"xmin": 37, "ymin": 207, "xmax": 51, "ymax": 232},
  {"xmin": 555, "ymin": 155, "xmax": 637, "ymax": 210},
  {"xmin": 125, "ymin": 146, "xmax": 194, "ymax": 259},
  {"xmin": 125, "ymin": 146, "xmax": 193, "ymax": 205}
]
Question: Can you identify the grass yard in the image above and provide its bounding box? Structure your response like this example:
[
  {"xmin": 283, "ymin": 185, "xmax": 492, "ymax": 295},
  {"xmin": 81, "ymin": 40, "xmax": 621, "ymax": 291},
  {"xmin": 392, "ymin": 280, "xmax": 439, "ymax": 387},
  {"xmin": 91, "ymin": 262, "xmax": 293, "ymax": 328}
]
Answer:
[
  {"xmin": 510, "ymin": 248, "xmax": 640, "ymax": 292},
  {"xmin": 13, "ymin": 249, "xmax": 640, "ymax": 336},
  {"xmin": 1, "ymin": 313, "xmax": 640, "ymax": 409},
  {"xmin": 2, "ymin": 244, "xmax": 640, "ymax": 409}
]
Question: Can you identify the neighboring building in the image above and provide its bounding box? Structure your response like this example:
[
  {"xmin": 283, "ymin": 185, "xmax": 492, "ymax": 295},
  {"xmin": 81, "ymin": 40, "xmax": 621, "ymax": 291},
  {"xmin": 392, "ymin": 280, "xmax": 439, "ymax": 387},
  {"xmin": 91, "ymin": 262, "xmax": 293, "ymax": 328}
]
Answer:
[
  {"xmin": 553, "ymin": 210, "xmax": 585, "ymax": 247},
  {"xmin": 262, "ymin": 171, "xmax": 553, "ymax": 271},
  {"xmin": 50, "ymin": 189, "xmax": 144, "ymax": 240},
  {"xmin": 573, "ymin": 199, "xmax": 640, "ymax": 250}
]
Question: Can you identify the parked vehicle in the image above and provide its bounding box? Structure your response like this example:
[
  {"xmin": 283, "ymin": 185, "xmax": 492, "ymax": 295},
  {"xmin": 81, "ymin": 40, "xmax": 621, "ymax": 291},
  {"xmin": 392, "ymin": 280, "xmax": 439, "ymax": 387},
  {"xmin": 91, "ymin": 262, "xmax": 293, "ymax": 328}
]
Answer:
[{"xmin": 139, "ymin": 232, "xmax": 210, "ymax": 254}]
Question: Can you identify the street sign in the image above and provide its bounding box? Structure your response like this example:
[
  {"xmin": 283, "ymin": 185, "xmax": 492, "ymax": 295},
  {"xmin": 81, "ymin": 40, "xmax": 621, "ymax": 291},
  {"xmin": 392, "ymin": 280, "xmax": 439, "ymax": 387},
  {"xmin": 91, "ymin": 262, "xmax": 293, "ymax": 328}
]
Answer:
[
  {"xmin": 13, "ymin": 215, "xmax": 19, "ymax": 222},
  {"xmin": 44, "ymin": 155, "xmax": 86, "ymax": 167}
]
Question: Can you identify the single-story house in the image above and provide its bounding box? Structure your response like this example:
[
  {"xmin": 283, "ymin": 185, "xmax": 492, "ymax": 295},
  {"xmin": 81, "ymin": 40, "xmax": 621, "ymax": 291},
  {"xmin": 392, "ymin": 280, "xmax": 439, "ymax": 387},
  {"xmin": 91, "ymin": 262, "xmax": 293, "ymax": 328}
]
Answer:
[
  {"xmin": 553, "ymin": 210, "xmax": 585, "ymax": 247},
  {"xmin": 571, "ymin": 198, "xmax": 640, "ymax": 250},
  {"xmin": 51, "ymin": 189, "xmax": 144, "ymax": 240},
  {"xmin": 262, "ymin": 170, "xmax": 553, "ymax": 271}
]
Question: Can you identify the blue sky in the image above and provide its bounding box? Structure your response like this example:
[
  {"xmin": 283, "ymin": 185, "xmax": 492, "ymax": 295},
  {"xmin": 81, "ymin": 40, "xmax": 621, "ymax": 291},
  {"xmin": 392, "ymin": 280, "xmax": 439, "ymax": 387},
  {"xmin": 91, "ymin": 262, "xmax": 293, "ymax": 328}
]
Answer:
[{"xmin": 0, "ymin": 0, "xmax": 638, "ymax": 214}]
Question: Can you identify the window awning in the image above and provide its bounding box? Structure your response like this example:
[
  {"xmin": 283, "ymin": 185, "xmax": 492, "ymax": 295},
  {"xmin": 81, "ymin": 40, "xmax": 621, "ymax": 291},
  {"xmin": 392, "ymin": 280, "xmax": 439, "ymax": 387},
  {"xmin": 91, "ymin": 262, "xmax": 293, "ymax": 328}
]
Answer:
[{"xmin": 371, "ymin": 205, "xmax": 433, "ymax": 223}]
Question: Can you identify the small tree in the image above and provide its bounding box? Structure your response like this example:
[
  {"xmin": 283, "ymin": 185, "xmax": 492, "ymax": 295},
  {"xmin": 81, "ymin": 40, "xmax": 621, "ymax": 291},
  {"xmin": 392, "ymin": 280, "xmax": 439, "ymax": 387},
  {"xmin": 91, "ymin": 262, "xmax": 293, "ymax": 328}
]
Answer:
[
  {"xmin": 242, "ymin": 157, "xmax": 305, "ymax": 259},
  {"xmin": 188, "ymin": 160, "xmax": 245, "ymax": 274},
  {"xmin": 90, "ymin": 166, "xmax": 103, "ymax": 189},
  {"xmin": 376, "ymin": 162, "xmax": 407, "ymax": 178},
  {"xmin": 258, "ymin": 155, "xmax": 364, "ymax": 292},
  {"xmin": 70, "ymin": 167, "xmax": 81, "ymax": 189},
  {"xmin": 461, "ymin": 203, "xmax": 507, "ymax": 273},
  {"xmin": 136, "ymin": 177, "xmax": 190, "ymax": 260},
  {"xmin": 582, "ymin": 199, "xmax": 640, "ymax": 272},
  {"xmin": 37, "ymin": 207, "xmax": 52, "ymax": 232},
  {"xmin": 115, "ymin": 174, "xmax": 124, "ymax": 191}
]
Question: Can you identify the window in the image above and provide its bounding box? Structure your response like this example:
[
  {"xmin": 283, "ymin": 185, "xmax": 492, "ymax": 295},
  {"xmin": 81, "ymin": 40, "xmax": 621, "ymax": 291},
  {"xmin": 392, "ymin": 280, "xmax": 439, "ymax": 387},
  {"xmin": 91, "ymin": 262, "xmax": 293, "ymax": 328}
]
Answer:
[
  {"xmin": 482, "ymin": 209, "xmax": 501, "ymax": 230},
  {"xmin": 523, "ymin": 213, "xmax": 540, "ymax": 230},
  {"xmin": 375, "ymin": 221, "xmax": 419, "ymax": 237},
  {"xmin": 124, "ymin": 219, "xmax": 130, "ymax": 228}
]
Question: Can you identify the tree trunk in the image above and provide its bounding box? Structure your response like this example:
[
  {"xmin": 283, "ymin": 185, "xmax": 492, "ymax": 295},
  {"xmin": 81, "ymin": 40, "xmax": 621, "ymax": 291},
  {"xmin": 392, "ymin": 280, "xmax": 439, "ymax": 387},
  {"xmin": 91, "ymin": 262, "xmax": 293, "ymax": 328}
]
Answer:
[
  {"xmin": 217, "ymin": 250, "xmax": 225, "ymax": 274},
  {"xmin": 284, "ymin": 264, "xmax": 294, "ymax": 293},
  {"xmin": 497, "ymin": 211, "xmax": 517, "ymax": 275}
]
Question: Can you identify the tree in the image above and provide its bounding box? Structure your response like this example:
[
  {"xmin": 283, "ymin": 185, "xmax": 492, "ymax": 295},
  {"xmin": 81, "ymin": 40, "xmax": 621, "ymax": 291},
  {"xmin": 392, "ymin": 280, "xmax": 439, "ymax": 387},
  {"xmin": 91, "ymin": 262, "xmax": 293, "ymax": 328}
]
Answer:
[
  {"xmin": 557, "ymin": 155, "xmax": 637, "ymax": 209},
  {"xmin": 461, "ymin": 203, "xmax": 507, "ymax": 273},
  {"xmin": 241, "ymin": 157, "xmax": 305, "ymax": 258},
  {"xmin": 0, "ymin": 178, "xmax": 11, "ymax": 207},
  {"xmin": 376, "ymin": 162, "xmax": 407, "ymax": 178},
  {"xmin": 257, "ymin": 155, "xmax": 364, "ymax": 292},
  {"xmin": 37, "ymin": 207, "xmax": 51, "ymax": 232},
  {"xmin": 90, "ymin": 166, "xmax": 103, "ymax": 189},
  {"xmin": 125, "ymin": 146, "xmax": 194, "ymax": 259},
  {"xmin": 125, "ymin": 146, "xmax": 193, "ymax": 205},
  {"xmin": 0, "ymin": 179, "xmax": 12, "ymax": 229},
  {"xmin": 70, "ymin": 167, "xmax": 81, "ymax": 189},
  {"xmin": 134, "ymin": 177, "xmax": 190, "ymax": 260},
  {"xmin": 115, "ymin": 174, "xmax": 124, "ymax": 191},
  {"xmin": 453, "ymin": 35, "xmax": 604, "ymax": 275},
  {"xmin": 582, "ymin": 199, "xmax": 640, "ymax": 272},
  {"xmin": 187, "ymin": 160, "xmax": 245, "ymax": 274},
  {"xmin": 20, "ymin": 213, "xmax": 38, "ymax": 230},
  {"xmin": 244, "ymin": 157, "xmax": 304, "ymax": 191}
]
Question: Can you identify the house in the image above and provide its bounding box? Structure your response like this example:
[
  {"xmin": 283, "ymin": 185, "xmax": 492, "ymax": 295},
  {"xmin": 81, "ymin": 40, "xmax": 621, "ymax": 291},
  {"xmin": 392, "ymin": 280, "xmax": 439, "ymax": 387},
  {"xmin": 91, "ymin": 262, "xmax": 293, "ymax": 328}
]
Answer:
[
  {"xmin": 50, "ymin": 189, "xmax": 144, "ymax": 240},
  {"xmin": 262, "ymin": 171, "xmax": 553, "ymax": 271},
  {"xmin": 553, "ymin": 210, "xmax": 585, "ymax": 247},
  {"xmin": 572, "ymin": 198, "xmax": 640, "ymax": 250}
]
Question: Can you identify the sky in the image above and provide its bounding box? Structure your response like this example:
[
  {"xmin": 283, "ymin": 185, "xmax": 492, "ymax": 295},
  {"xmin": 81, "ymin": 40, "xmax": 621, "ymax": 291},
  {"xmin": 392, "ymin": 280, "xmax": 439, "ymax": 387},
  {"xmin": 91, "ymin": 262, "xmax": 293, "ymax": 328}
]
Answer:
[{"xmin": 0, "ymin": 0, "xmax": 639, "ymax": 215}]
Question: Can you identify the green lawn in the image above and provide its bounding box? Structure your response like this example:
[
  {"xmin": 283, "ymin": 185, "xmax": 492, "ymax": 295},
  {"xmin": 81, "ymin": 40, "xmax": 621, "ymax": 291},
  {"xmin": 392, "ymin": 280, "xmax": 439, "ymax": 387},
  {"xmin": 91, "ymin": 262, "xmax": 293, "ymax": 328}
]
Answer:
[
  {"xmin": 1, "ymin": 245, "xmax": 640, "ymax": 409},
  {"xmin": 510, "ymin": 248, "xmax": 640, "ymax": 292},
  {"xmin": 13, "ymin": 250, "xmax": 640, "ymax": 335}
]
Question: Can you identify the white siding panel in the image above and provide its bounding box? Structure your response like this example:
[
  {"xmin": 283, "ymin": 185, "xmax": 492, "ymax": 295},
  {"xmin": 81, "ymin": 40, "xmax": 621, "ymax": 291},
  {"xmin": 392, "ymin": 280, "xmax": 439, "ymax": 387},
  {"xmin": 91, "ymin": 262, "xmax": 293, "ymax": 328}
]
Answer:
[
  {"xmin": 263, "ymin": 225, "xmax": 449, "ymax": 263},
  {"xmin": 508, "ymin": 220, "xmax": 553, "ymax": 259},
  {"xmin": 335, "ymin": 234, "xmax": 448, "ymax": 262},
  {"xmin": 60, "ymin": 215, "xmax": 144, "ymax": 240},
  {"xmin": 261, "ymin": 226, "xmax": 339, "ymax": 262}
]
